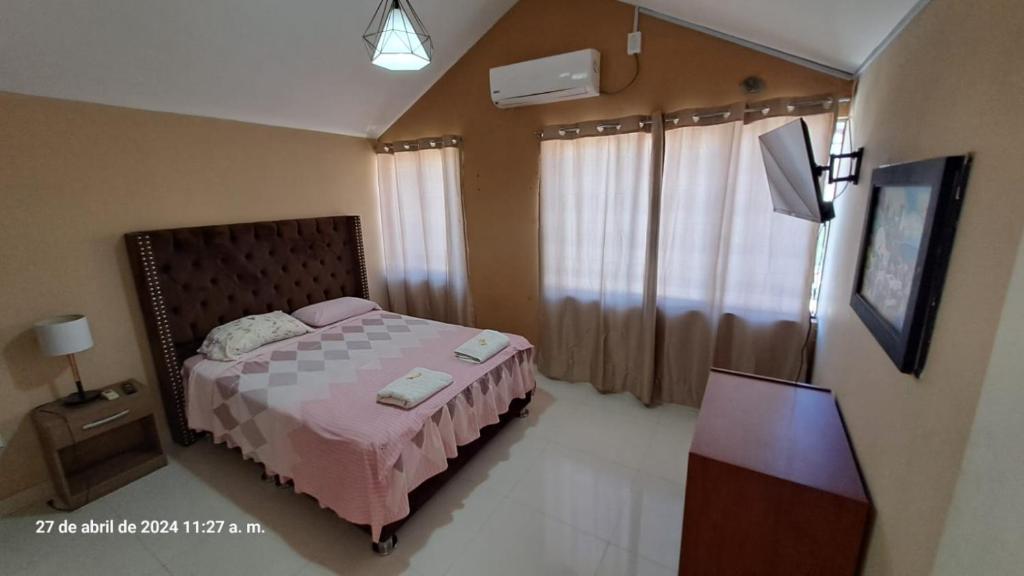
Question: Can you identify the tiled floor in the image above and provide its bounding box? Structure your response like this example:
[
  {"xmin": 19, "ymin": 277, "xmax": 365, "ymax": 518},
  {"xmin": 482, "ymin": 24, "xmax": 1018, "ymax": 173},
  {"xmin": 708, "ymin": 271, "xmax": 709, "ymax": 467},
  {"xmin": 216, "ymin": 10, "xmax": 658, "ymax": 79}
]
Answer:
[{"xmin": 0, "ymin": 373, "xmax": 698, "ymax": 576}]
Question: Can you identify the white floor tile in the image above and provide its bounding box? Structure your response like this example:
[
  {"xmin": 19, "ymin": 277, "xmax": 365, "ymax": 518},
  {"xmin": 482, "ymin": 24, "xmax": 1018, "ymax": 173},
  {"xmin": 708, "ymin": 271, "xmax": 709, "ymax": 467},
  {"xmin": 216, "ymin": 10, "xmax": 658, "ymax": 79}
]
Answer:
[
  {"xmin": 534, "ymin": 373, "xmax": 596, "ymax": 404},
  {"xmin": 581, "ymin": 389, "xmax": 654, "ymax": 418},
  {"xmin": 445, "ymin": 499, "xmax": 608, "ymax": 576},
  {"xmin": 610, "ymin": 472, "xmax": 685, "ymax": 571},
  {"xmin": 1, "ymin": 497, "xmax": 167, "ymax": 576},
  {"xmin": 297, "ymin": 559, "xmax": 422, "ymax": 576},
  {"xmin": 548, "ymin": 403, "xmax": 658, "ymax": 469},
  {"xmin": 454, "ymin": 424, "xmax": 549, "ymax": 497},
  {"xmin": 596, "ymin": 544, "xmax": 677, "ymax": 576},
  {"xmin": 289, "ymin": 520, "xmax": 422, "ymax": 576},
  {"xmin": 637, "ymin": 408, "xmax": 698, "ymax": 486},
  {"xmin": 515, "ymin": 387, "xmax": 582, "ymax": 442},
  {"xmin": 383, "ymin": 468, "xmax": 511, "ymax": 576},
  {"xmin": 655, "ymin": 402, "xmax": 701, "ymax": 425},
  {"xmin": 510, "ymin": 442, "xmax": 637, "ymax": 543},
  {"xmin": 159, "ymin": 528, "xmax": 309, "ymax": 576}
]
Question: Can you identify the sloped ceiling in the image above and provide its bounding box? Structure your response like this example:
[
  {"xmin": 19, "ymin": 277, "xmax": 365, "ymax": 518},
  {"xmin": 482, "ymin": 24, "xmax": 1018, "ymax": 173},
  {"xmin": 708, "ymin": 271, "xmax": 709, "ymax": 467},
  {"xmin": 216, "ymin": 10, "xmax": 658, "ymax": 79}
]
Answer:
[
  {"xmin": 0, "ymin": 0, "xmax": 924, "ymax": 137},
  {"xmin": 627, "ymin": 0, "xmax": 926, "ymax": 75},
  {"xmin": 0, "ymin": 0, "xmax": 517, "ymax": 137}
]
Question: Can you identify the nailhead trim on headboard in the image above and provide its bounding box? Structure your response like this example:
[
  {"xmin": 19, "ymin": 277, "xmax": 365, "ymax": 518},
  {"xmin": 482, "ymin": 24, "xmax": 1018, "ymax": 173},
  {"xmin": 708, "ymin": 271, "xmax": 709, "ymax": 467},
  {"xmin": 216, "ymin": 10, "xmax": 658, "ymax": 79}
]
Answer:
[
  {"xmin": 125, "ymin": 216, "xmax": 368, "ymax": 446},
  {"xmin": 353, "ymin": 217, "xmax": 370, "ymax": 300},
  {"xmin": 135, "ymin": 233, "xmax": 197, "ymax": 445}
]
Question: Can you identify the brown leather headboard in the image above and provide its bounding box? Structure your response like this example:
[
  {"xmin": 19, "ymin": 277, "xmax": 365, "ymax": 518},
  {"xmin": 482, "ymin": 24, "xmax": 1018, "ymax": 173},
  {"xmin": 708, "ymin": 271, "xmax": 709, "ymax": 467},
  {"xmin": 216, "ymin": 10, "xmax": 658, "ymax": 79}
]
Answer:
[{"xmin": 125, "ymin": 216, "xmax": 369, "ymax": 445}]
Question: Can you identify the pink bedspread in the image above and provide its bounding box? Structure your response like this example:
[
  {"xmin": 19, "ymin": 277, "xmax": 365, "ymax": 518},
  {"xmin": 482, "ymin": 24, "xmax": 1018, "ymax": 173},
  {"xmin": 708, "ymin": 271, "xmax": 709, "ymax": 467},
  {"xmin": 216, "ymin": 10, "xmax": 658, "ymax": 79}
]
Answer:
[{"xmin": 183, "ymin": 311, "xmax": 535, "ymax": 540}]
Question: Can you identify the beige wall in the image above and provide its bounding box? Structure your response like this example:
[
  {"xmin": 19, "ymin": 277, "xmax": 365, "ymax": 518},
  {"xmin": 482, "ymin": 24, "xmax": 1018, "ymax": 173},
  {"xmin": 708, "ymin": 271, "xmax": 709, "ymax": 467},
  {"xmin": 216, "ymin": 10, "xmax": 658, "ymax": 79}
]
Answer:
[
  {"xmin": 382, "ymin": 0, "xmax": 850, "ymax": 343},
  {"xmin": 814, "ymin": 0, "xmax": 1024, "ymax": 574},
  {"xmin": 0, "ymin": 92, "xmax": 384, "ymax": 503},
  {"xmin": 932, "ymin": 232, "xmax": 1024, "ymax": 575}
]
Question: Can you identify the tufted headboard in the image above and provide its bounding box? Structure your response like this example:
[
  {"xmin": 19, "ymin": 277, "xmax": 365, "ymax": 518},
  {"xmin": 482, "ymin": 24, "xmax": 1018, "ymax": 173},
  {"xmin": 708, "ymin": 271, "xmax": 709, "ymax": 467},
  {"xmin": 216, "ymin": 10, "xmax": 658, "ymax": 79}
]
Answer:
[{"xmin": 125, "ymin": 216, "xmax": 369, "ymax": 445}]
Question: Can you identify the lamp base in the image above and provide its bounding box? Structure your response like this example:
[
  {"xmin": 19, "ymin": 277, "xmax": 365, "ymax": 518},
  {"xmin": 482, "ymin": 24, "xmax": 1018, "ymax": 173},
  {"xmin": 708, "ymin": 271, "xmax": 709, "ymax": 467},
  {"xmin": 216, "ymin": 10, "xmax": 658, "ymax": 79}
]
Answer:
[{"xmin": 63, "ymin": 389, "xmax": 102, "ymax": 406}]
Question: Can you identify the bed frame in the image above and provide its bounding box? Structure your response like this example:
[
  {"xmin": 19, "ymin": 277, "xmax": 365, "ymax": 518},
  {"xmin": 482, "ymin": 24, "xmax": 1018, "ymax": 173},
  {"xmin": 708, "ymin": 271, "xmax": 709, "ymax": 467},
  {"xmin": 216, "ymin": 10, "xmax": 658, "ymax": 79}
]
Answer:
[{"xmin": 124, "ymin": 215, "xmax": 530, "ymax": 552}]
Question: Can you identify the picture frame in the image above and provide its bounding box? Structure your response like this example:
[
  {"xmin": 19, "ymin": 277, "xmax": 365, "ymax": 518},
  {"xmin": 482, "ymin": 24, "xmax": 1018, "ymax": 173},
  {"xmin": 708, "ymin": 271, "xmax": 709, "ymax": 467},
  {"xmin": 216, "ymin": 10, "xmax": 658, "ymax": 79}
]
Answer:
[{"xmin": 850, "ymin": 155, "xmax": 971, "ymax": 376}]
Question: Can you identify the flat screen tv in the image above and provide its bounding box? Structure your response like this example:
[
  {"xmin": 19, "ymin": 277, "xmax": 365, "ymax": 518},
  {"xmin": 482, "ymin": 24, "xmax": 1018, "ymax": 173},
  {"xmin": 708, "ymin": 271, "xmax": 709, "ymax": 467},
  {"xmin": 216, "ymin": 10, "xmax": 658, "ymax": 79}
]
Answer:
[{"xmin": 759, "ymin": 119, "xmax": 834, "ymax": 223}]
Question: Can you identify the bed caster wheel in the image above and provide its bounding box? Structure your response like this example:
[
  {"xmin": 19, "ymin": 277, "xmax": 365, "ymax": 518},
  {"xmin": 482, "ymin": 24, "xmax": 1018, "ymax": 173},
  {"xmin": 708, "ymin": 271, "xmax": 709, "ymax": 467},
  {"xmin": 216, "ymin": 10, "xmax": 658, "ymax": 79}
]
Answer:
[
  {"xmin": 372, "ymin": 534, "xmax": 398, "ymax": 556},
  {"xmin": 517, "ymin": 408, "xmax": 530, "ymax": 418}
]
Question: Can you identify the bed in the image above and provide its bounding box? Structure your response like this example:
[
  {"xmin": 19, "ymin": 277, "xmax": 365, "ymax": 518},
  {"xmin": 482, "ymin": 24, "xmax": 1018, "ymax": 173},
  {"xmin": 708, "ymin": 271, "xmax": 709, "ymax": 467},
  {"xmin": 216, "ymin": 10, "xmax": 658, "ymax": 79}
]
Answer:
[{"xmin": 124, "ymin": 216, "xmax": 535, "ymax": 553}]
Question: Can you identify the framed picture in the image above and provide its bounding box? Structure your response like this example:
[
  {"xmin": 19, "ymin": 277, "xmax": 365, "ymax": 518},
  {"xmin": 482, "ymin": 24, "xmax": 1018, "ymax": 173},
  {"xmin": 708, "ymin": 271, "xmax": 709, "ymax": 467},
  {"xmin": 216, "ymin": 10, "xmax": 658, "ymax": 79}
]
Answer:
[{"xmin": 850, "ymin": 155, "xmax": 971, "ymax": 376}]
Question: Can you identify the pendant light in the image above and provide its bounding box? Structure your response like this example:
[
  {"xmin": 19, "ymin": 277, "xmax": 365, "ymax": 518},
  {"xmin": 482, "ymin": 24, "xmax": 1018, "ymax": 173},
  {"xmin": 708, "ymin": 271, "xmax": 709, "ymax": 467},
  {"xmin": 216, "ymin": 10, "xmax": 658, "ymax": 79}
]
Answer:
[{"xmin": 363, "ymin": 0, "xmax": 433, "ymax": 71}]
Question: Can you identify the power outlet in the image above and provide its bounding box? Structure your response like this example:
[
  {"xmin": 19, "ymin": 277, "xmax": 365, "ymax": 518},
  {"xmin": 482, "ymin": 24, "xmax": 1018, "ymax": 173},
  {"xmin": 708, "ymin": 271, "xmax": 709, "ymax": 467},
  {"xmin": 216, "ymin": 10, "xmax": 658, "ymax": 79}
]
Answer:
[{"xmin": 627, "ymin": 31, "xmax": 642, "ymax": 55}]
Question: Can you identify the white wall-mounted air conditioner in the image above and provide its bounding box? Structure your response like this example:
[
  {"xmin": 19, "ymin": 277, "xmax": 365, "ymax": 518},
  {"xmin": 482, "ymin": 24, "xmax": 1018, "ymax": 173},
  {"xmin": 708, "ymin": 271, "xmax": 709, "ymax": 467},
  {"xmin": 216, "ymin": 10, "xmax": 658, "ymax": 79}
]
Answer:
[{"xmin": 489, "ymin": 49, "xmax": 601, "ymax": 109}]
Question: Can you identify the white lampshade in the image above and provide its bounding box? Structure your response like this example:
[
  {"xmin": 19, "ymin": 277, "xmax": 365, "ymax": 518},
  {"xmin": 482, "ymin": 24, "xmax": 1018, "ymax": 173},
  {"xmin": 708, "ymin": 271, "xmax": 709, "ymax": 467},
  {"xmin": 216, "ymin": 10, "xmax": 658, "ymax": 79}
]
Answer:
[
  {"xmin": 34, "ymin": 314, "xmax": 94, "ymax": 357},
  {"xmin": 372, "ymin": 5, "xmax": 430, "ymax": 70},
  {"xmin": 363, "ymin": 0, "xmax": 432, "ymax": 72}
]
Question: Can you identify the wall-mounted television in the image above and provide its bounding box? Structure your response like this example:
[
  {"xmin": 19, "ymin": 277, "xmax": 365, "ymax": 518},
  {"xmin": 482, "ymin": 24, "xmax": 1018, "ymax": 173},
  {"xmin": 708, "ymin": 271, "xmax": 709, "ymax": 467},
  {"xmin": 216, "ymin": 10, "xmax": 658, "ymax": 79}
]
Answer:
[{"xmin": 759, "ymin": 118, "xmax": 835, "ymax": 223}]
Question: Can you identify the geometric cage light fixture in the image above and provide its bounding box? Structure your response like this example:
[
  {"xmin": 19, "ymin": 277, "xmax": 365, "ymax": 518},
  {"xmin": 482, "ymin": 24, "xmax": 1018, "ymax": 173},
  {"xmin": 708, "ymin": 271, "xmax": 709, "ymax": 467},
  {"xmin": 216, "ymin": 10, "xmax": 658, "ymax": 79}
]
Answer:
[{"xmin": 363, "ymin": 0, "xmax": 433, "ymax": 71}]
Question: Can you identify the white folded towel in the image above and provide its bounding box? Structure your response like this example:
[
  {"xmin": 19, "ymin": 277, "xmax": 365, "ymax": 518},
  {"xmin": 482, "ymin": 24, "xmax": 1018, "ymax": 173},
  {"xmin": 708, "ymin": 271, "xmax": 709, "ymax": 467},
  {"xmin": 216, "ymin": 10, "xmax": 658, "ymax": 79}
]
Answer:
[
  {"xmin": 454, "ymin": 330, "xmax": 510, "ymax": 364},
  {"xmin": 377, "ymin": 368, "xmax": 454, "ymax": 409}
]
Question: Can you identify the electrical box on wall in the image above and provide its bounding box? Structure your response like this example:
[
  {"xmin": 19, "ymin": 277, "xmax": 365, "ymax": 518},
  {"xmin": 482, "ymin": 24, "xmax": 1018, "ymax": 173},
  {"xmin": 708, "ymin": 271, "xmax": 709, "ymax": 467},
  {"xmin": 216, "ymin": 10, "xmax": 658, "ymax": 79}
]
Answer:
[{"xmin": 627, "ymin": 31, "xmax": 642, "ymax": 55}]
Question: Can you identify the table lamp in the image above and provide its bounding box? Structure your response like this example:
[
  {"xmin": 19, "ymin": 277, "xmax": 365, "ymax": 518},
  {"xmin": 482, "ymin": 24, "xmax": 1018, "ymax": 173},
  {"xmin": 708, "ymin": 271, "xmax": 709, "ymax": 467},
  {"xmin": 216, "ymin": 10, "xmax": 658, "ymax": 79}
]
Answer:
[{"xmin": 34, "ymin": 314, "xmax": 102, "ymax": 405}]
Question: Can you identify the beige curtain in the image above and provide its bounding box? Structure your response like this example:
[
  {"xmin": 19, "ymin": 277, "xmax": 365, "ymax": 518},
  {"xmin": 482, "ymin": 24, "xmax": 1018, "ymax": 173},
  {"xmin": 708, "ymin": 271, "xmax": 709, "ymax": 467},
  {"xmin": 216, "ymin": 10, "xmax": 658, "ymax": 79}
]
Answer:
[
  {"xmin": 655, "ymin": 113, "xmax": 832, "ymax": 405},
  {"xmin": 538, "ymin": 121, "xmax": 659, "ymax": 396},
  {"xmin": 538, "ymin": 104, "xmax": 833, "ymax": 406},
  {"xmin": 376, "ymin": 139, "xmax": 473, "ymax": 325}
]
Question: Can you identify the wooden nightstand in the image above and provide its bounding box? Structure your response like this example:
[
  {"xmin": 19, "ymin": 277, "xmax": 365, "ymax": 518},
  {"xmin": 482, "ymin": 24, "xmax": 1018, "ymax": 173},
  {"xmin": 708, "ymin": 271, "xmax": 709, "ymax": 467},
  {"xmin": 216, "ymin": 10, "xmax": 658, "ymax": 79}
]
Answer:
[{"xmin": 32, "ymin": 379, "xmax": 167, "ymax": 510}]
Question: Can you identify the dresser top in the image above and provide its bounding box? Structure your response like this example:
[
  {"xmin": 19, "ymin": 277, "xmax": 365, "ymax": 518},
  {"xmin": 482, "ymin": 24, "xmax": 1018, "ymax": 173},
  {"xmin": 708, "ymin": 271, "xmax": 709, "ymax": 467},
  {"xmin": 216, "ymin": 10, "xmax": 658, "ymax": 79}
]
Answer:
[{"xmin": 692, "ymin": 369, "xmax": 869, "ymax": 503}]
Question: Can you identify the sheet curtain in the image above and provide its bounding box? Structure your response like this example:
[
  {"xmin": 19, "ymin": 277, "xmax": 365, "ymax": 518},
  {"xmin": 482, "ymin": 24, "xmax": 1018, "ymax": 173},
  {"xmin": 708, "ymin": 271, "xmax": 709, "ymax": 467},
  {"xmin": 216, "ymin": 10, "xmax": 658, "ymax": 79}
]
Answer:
[
  {"xmin": 376, "ymin": 144, "xmax": 473, "ymax": 325},
  {"xmin": 655, "ymin": 113, "xmax": 831, "ymax": 405},
  {"xmin": 538, "ymin": 125, "xmax": 659, "ymax": 398},
  {"xmin": 539, "ymin": 111, "xmax": 832, "ymax": 406}
]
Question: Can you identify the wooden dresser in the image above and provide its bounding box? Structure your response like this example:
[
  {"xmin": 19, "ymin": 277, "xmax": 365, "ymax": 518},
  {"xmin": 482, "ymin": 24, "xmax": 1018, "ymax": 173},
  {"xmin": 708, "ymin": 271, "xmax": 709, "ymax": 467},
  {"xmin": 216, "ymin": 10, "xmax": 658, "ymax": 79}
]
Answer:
[{"xmin": 679, "ymin": 369, "xmax": 871, "ymax": 575}]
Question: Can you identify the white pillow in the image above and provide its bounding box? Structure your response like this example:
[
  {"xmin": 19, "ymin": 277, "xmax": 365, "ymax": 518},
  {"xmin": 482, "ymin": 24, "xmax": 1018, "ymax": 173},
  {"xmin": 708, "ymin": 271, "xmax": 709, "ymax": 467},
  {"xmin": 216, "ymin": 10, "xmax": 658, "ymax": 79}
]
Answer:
[{"xmin": 198, "ymin": 311, "xmax": 311, "ymax": 361}]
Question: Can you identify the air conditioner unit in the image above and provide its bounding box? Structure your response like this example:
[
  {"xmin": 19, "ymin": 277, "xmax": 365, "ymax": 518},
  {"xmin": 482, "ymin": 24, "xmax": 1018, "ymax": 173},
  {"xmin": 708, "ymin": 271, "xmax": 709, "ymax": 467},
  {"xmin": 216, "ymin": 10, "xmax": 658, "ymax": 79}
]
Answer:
[{"xmin": 489, "ymin": 49, "xmax": 601, "ymax": 109}]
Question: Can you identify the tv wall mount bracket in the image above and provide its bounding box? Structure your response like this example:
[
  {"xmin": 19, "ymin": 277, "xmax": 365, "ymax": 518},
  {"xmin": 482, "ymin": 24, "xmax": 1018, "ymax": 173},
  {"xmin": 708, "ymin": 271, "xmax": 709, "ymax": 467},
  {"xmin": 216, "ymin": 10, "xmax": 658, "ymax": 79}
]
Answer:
[{"xmin": 814, "ymin": 148, "xmax": 865, "ymax": 185}]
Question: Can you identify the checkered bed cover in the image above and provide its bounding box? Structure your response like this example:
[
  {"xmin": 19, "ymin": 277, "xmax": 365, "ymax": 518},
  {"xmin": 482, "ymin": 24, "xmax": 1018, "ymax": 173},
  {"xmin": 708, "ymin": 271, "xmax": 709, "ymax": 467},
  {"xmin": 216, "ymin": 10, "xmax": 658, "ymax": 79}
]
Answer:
[{"xmin": 183, "ymin": 310, "xmax": 535, "ymax": 540}]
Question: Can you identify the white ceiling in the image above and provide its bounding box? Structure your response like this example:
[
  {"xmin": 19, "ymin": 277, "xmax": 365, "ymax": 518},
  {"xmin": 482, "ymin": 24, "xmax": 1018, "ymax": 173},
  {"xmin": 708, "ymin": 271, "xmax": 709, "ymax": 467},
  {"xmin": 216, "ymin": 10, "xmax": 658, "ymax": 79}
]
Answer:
[
  {"xmin": 628, "ymin": 0, "xmax": 925, "ymax": 74},
  {"xmin": 0, "ymin": 0, "xmax": 516, "ymax": 137},
  {"xmin": 0, "ymin": 0, "xmax": 924, "ymax": 137}
]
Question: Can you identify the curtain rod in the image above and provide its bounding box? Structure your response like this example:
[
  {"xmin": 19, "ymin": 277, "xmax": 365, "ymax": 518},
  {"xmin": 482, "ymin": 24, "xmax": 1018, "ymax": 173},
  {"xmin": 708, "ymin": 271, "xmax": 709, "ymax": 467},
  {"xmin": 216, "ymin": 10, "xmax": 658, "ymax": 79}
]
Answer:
[
  {"xmin": 538, "ymin": 96, "xmax": 850, "ymax": 138},
  {"xmin": 377, "ymin": 135, "xmax": 461, "ymax": 153},
  {"xmin": 649, "ymin": 96, "xmax": 851, "ymax": 126}
]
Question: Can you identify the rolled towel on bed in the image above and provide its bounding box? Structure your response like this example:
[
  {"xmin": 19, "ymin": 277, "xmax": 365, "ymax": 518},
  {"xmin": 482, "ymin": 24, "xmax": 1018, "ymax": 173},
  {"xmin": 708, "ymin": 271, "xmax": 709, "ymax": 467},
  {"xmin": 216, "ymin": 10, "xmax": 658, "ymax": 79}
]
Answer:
[
  {"xmin": 454, "ymin": 329, "xmax": 510, "ymax": 364},
  {"xmin": 377, "ymin": 368, "xmax": 454, "ymax": 409}
]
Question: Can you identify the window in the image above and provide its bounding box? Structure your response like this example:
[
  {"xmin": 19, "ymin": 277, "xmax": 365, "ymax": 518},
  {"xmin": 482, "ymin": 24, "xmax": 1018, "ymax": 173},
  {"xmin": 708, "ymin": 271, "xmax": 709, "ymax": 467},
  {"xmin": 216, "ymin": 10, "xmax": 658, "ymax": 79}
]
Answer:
[
  {"xmin": 658, "ymin": 114, "xmax": 832, "ymax": 323},
  {"xmin": 376, "ymin": 142, "xmax": 472, "ymax": 324},
  {"xmin": 539, "ymin": 131, "xmax": 653, "ymax": 306},
  {"xmin": 809, "ymin": 117, "xmax": 850, "ymax": 317}
]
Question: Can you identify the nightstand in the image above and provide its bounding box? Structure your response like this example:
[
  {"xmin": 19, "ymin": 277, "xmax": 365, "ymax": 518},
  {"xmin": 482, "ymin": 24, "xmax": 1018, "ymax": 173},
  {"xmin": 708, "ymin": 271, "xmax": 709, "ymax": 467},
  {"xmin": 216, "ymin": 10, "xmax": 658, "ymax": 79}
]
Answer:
[{"xmin": 32, "ymin": 378, "xmax": 167, "ymax": 510}]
